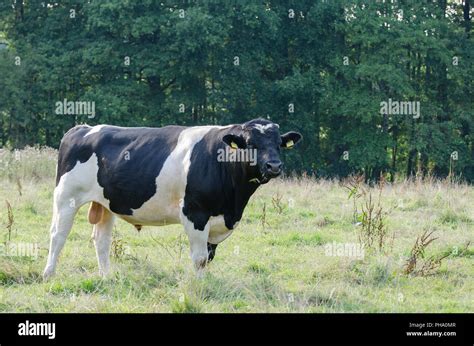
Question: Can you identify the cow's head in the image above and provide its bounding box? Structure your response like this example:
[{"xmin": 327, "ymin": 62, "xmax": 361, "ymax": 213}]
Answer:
[{"xmin": 222, "ymin": 119, "xmax": 302, "ymax": 184}]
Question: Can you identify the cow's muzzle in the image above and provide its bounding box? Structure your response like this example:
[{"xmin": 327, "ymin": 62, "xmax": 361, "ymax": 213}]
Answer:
[{"xmin": 264, "ymin": 160, "xmax": 282, "ymax": 178}]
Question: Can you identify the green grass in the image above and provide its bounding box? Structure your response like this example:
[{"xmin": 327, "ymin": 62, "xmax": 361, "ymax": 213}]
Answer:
[{"xmin": 0, "ymin": 148, "xmax": 472, "ymax": 312}]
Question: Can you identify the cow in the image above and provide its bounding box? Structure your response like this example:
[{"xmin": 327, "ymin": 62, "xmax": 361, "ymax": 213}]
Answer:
[{"xmin": 42, "ymin": 118, "xmax": 302, "ymax": 279}]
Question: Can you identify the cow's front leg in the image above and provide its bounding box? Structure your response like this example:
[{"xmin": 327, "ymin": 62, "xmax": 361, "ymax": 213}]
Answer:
[
  {"xmin": 180, "ymin": 208, "xmax": 210, "ymax": 277},
  {"xmin": 207, "ymin": 243, "xmax": 218, "ymax": 262}
]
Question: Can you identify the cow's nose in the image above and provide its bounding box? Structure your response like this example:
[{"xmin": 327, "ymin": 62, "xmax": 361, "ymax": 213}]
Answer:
[{"xmin": 265, "ymin": 160, "xmax": 282, "ymax": 176}]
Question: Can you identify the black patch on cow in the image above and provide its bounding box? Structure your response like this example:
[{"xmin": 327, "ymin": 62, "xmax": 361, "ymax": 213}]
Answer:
[
  {"xmin": 182, "ymin": 126, "xmax": 260, "ymax": 231},
  {"xmin": 55, "ymin": 125, "xmax": 97, "ymax": 185},
  {"xmin": 207, "ymin": 243, "xmax": 218, "ymax": 262},
  {"xmin": 56, "ymin": 124, "xmax": 185, "ymax": 215}
]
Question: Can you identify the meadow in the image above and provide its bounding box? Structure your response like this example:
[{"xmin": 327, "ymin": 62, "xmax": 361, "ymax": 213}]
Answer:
[{"xmin": 0, "ymin": 147, "xmax": 472, "ymax": 313}]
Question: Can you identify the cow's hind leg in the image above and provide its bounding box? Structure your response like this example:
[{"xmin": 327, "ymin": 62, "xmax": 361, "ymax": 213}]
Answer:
[
  {"xmin": 43, "ymin": 195, "xmax": 79, "ymax": 280},
  {"xmin": 90, "ymin": 203, "xmax": 115, "ymax": 277}
]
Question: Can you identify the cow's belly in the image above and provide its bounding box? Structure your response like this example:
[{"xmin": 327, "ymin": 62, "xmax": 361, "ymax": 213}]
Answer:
[
  {"xmin": 118, "ymin": 212, "xmax": 237, "ymax": 245},
  {"xmin": 121, "ymin": 191, "xmax": 183, "ymax": 226},
  {"xmin": 119, "ymin": 209, "xmax": 237, "ymax": 244},
  {"xmin": 118, "ymin": 211, "xmax": 180, "ymax": 227}
]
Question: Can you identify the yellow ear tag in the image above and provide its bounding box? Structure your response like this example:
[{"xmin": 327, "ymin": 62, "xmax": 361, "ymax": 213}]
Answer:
[
  {"xmin": 286, "ymin": 140, "xmax": 294, "ymax": 148},
  {"xmin": 230, "ymin": 142, "xmax": 238, "ymax": 149}
]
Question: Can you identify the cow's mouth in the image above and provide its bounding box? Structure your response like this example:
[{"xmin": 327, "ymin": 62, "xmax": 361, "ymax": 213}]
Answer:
[
  {"xmin": 248, "ymin": 168, "xmax": 281, "ymax": 185},
  {"xmin": 258, "ymin": 171, "xmax": 280, "ymax": 184},
  {"xmin": 248, "ymin": 173, "xmax": 271, "ymax": 185}
]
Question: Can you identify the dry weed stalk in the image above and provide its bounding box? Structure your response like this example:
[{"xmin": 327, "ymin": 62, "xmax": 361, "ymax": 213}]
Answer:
[
  {"xmin": 260, "ymin": 203, "xmax": 270, "ymax": 230},
  {"xmin": 271, "ymin": 192, "xmax": 285, "ymax": 214},
  {"xmin": 404, "ymin": 229, "xmax": 449, "ymax": 276},
  {"xmin": 15, "ymin": 177, "xmax": 23, "ymax": 196},
  {"xmin": 5, "ymin": 200, "xmax": 14, "ymax": 242},
  {"xmin": 343, "ymin": 174, "xmax": 389, "ymax": 253}
]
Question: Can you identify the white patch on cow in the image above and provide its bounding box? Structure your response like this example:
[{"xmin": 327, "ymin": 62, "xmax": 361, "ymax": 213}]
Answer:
[
  {"xmin": 44, "ymin": 153, "xmax": 111, "ymax": 279},
  {"xmin": 127, "ymin": 125, "xmax": 232, "ymax": 225},
  {"xmin": 55, "ymin": 153, "xmax": 110, "ymax": 208},
  {"xmin": 84, "ymin": 125, "xmax": 106, "ymax": 137},
  {"xmin": 253, "ymin": 123, "xmax": 279, "ymax": 134},
  {"xmin": 208, "ymin": 215, "xmax": 237, "ymax": 244}
]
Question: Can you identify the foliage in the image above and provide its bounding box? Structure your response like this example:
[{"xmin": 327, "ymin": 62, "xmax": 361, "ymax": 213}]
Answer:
[{"xmin": 0, "ymin": 1, "xmax": 472, "ymax": 181}]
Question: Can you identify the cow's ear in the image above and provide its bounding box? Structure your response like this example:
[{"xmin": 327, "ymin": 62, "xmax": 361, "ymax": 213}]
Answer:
[
  {"xmin": 281, "ymin": 131, "xmax": 302, "ymax": 149},
  {"xmin": 223, "ymin": 134, "xmax": 247, "ymax": 149}
]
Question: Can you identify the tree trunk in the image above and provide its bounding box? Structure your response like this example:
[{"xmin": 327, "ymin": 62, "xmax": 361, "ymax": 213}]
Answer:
[{"xmin": 464, "ymin": 0, "xmax": 471, "ymax": 35}]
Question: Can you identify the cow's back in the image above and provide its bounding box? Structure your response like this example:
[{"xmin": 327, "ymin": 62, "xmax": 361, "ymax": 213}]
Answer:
[{"xmin": 56, "ymin": 124, "xmax": 186, "ymax": 215}]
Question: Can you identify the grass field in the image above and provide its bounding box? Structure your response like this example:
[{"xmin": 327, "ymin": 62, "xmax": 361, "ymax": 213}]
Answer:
[{"xmin": 0, "ymin": 147, "xmax": 472, "ymax": 312}]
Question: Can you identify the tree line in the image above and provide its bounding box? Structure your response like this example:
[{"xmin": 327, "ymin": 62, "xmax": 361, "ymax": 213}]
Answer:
[{"xmin": 0, "ymin": 0, "xmax": 472, "ymax": 181}]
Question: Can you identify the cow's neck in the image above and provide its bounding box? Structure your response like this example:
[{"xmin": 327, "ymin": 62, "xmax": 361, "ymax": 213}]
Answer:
[{"xmin": 223, "ymin": 161, "xmax": 261, "ymax": 223}]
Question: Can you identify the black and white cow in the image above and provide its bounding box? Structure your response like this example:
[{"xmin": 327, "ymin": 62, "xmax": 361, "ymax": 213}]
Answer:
[{"xmin": 43, "ymin": 118, "xmax": 302, "ymax": 279}]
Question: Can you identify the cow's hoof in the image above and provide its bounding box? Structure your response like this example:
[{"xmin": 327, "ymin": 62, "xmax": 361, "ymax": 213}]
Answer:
[
  {"xmin": 196, "ymin": 269, "xmax": 206, "ymax": 279},
  {"xmin": 98, "ymin": 272, "xmax": 108, "ymax": 279},
  {"xmin": 192, "ymin": 254, "xmax": 208, "ymax": 278},
  {"xmin": 98, "ymin": 267, "xmax": 111, "ymax": 278},
  {"xmin": 42, "ymin": 269, "xmax": 54, "ymax": 281}
]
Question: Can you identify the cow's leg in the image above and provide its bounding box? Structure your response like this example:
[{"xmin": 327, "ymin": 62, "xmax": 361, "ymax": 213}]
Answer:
[
  {"xmin": 91, "ymin": 206, "xmax": 115, "ymax": 277},
  {"xmin": 207, "ymin": 243, "xmax": 218, "ymax": 262},
  {"xmin": 43, "ymin": 191, "xmax": 79, "ymax": 280},
  {"xmin": 180, "ymin": 209, "xmax": 210, "ymax": 277}
]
